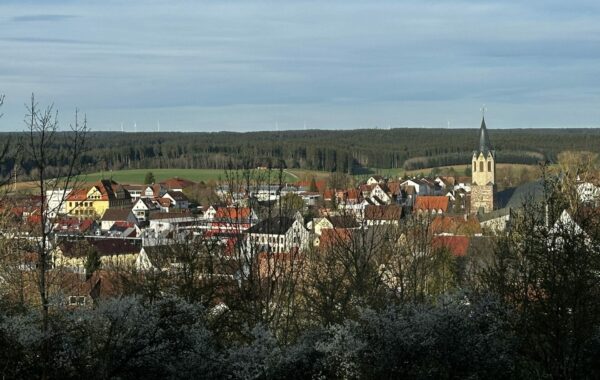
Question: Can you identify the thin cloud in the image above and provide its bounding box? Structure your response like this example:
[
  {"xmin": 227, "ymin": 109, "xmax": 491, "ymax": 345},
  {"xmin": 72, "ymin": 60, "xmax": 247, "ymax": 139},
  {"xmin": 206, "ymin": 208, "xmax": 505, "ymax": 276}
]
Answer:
[
  {"xmin": 2, "ymin": 37, "xmax": 88, "ymax": 45},
  {"xmin": 11, "ymin": 14, "xmax": 76, "ymax": 22}
]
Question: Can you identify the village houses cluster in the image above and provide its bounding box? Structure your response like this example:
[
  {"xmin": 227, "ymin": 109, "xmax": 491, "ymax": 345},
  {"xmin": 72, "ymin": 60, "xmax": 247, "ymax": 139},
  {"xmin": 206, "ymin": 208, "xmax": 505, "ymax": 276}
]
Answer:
[{"xmin": 2, "ymin": 117, "xmax": 599, "ymax": 306}]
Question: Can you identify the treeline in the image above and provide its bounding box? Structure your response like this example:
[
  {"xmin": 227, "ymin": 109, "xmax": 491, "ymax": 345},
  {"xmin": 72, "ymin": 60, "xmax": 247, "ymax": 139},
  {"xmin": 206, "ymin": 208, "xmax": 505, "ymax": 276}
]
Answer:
[{"xmin": 2, "ymin": 128, "xmax": 600, "ymax": 178}]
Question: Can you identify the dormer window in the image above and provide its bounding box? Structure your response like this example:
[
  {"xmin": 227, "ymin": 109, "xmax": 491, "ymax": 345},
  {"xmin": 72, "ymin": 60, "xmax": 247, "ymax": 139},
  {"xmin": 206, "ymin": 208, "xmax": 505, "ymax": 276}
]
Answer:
[{"xmin": 488, "ymin": 161, "xmax": 491, "ymax": 172}]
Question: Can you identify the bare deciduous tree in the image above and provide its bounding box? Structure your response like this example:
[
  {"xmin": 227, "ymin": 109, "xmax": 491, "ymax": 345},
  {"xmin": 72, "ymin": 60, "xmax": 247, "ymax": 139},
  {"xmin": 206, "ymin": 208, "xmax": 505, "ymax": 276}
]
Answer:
[{"xmin": 18, "ymin": 94, "xmax": 88, "ymax": 379}]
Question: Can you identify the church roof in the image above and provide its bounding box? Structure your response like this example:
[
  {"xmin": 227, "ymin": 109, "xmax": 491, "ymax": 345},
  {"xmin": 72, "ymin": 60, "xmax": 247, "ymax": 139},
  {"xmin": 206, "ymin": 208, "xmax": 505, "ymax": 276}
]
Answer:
[{"xmin": 475, "ymin": 117, "xmax": 493, "ymax": 156}]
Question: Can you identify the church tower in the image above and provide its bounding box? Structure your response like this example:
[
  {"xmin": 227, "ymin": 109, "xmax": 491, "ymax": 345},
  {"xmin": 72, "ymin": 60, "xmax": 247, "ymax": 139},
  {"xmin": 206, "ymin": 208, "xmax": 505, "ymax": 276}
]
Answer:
[{"xmin": 470, "ymin": 116, "xmax": 495, "ymax": 213}]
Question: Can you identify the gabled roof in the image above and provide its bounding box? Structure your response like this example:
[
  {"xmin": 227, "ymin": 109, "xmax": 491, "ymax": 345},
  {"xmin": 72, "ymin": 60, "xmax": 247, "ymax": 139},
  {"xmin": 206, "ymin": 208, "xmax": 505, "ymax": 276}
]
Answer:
[
  {"xmin": 359, "ymin": 184, "xmax": 376, "ymax": 192},
  {"xmin": 161, "ymin": 177, "xmax": 196, "ymax": 190},
  {"xmin": 319, "ymin": 228, "xmax": 353, "ymax": 249},
  {"xmin": 156, "ymin": 198, "xmax": 172, "ymax": 207},
  {"xmin": 323, "ymin": 189, "xmax": 335, "ymax": 200},
  {"xmin": 121, "ymin": 184, "xmax": 144, "ymax": 191},
  {"xmin": 164, "ymin": 191, "xmax": 188, "ymax": 202},
  {"xmin": 134, "ymin": 198, "xmax": 156, "ymax": 209},
  {"xmin": 386, "ymin": 181, "xmax": 402, "ymax": 195},
  {"xmin": 432, "ymin": 235, "xmax": 470, "ymax": 257},
  {"xmin": 430, "ymin": 215, "xmax": 481, "ymax": 235},
  {"xmin": 145, "ymin": 184, "xmax": 165, "ymax": 197},
  {"xmin": 247, "ymin": 216, "xmax": 297, "ymax": 235},
  {"xmin": 55, "ymin": 218, "xmax": 95, "ymax": 233},
  {"xmin": 327, "ymin": 215, "xmax": 360, "ymax": 228},
  {"xmin": 100, "ymin": 208, "xmax": 132, "ymax": 222},
  {"xmin": 91, "ymin": 239, "xmax": 141, "ymax": 256},
  {"xmin": 215, "ymin": 207, "xmax": 254, "ymax": 220},
  {"xmin": 295, "ymin": 179, "xmax": 327, "ymax": 193},
  {"xmin": 66, "ymin": 188, "xmax": 88, "ymax": 201},
  {"xmin": 346, "ymin": 188, "xmax": 361, "ymax": 200},
  {"xmin": 414, "ymin": 196, "xmax": 449, "ymax": 212},
  {"xmin": 364, "ymin": 204, "xmax": 402, "ymax": 220},
  {"xmin": 58, "ymin": 239, "xmax": 141, "ymax": 258}
]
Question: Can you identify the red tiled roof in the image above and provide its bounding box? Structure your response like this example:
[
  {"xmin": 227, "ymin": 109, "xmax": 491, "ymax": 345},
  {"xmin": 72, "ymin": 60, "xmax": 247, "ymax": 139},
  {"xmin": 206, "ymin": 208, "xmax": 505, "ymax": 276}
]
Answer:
[
  {"xmin": 346, "ymin": 188, "xmax": 361, "ymax": 200},
  {"xmin": 66, "ymin": 188, "xmax": 88, "ymax": 201},
  {"xmin": 359, "ymin": 184, "xmax": 375, "ymax": 192},
  {"xmin": 432, "ymin": 235, "xmax": 470, "ymax": 257},
  {"xmin": 320, "ymin": 228, "xmax": 353, "ymax": 249},
  {"xmin": 296, "ymin": 179, "xmax": 327, "ymax": 193},
  {"xmin": 27, "ymin": 214, "xmax": 43, "ymax": 224},
  {"xmin": 157, "ymin": 198, "xmax": 172, "ymax": 207},
  {"xmin": 161, "ymin": 177, "xmax": 195, "ymax": 190},
  {"xmin": 414, "ymin": 196, "xmax": 449, "ymax": 212},
  {"xmin": 55, "ymin": 217, "xmax": 94, "ymax": 232},
  {"xmin": 430, "ymin": 215, "xmax": 481, "ymax": 235},
  {"xmin": 215, "ymin": 207, "xmax": 253, "ymax": 220},
  {"xmin": 387, "ymin": 181, "xmax": 402, "ymax": 195},
  {"xmin": 364, "ymin": 204, "xmax": 402, "ymax": 220}
]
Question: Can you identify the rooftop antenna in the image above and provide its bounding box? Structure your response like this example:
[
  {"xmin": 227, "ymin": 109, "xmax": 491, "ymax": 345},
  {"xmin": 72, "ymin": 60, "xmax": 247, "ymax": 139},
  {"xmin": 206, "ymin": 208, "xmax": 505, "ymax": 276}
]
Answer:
[{"xmin": 481, "ymin": 104, "xmax": 487, "ymax": 118}]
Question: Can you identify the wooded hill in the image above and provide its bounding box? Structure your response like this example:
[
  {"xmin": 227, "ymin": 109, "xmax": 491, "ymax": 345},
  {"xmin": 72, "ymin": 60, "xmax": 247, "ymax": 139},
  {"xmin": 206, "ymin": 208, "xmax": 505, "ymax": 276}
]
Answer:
[{"xmin": 2, "ymin": 128, "xmax": 600, "ymax": 179}]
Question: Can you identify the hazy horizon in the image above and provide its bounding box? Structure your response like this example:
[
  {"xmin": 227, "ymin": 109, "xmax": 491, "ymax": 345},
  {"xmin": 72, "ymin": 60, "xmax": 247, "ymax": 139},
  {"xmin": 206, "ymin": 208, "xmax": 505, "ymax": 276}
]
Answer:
[{"xmin": 1, "ymin": 0, "xmax": 600, "ymax": 132}]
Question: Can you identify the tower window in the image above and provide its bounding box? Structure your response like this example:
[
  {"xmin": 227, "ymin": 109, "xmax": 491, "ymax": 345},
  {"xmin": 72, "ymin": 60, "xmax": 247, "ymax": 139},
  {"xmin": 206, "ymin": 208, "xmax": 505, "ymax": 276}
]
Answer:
[
  {"xmin": 488, "ymin": 161, "xmax": 491, "ymax": 172},
  {"xmin": 473, "ymin": 162, "xmax": 476, "ymax": 172},
  {"xmin": 479, "ymin": 161, "xmax": 483, "ymax": 172}
]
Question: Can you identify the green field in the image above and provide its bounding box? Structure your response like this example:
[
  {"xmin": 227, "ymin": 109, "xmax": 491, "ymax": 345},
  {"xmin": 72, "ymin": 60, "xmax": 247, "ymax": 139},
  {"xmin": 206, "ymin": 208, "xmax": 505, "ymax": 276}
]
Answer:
[
  {"xmin": 79, "ymin": 168, "xmax": 316, "ymax": 185},
  {"xmin": 363, "ymin": 163, "xmax": 544, "ymax": 179}
]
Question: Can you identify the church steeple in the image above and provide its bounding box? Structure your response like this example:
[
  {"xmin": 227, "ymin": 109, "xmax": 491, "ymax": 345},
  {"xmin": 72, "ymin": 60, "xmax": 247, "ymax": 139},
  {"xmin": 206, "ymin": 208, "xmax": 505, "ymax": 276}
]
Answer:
[
  {"xmin": 471, "ymin": 113, "xmax": 496, "ymax": 214},
  {"xmin": 476, "ymin": 117, "xmax": 493, "ymax": 156}
]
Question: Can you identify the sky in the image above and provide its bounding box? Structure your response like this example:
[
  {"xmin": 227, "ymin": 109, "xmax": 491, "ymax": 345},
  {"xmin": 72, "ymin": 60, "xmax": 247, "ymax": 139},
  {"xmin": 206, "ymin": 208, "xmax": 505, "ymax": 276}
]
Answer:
[{"xmin": 1, "ymin": 0, "xmax": 600, "ymax": 132}]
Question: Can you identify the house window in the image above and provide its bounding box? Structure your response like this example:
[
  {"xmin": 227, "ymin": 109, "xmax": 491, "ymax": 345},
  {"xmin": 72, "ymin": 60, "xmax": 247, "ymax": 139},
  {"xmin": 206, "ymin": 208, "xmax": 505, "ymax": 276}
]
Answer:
[
  {"xmin": 488, "ymin": 161, "xmax": 491, "ymax": 172},
  {"xmin": 69, "ymin": 296, "xmax": 86, "ymax": 306},
  {"xmin": 473, "ymin": 162, "xmax": 476, "ymax": 172},
  {"xmin": 479, "ymin": 161, "xmax": 483, "ymax": 172}
]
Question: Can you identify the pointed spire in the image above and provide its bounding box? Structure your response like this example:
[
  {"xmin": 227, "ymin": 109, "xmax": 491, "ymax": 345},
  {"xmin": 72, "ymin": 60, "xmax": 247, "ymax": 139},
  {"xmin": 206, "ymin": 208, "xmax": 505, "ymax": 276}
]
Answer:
[{"xmin": 477, "ymin": 116, "xmax": 493, "ymax": 155}]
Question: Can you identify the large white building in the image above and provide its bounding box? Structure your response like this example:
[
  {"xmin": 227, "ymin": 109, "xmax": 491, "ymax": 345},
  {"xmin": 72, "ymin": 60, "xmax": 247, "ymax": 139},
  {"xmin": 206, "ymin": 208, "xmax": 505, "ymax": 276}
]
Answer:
[{"xmin": 45, "ymin": 188, "xmax": 72, "ymax": 218}]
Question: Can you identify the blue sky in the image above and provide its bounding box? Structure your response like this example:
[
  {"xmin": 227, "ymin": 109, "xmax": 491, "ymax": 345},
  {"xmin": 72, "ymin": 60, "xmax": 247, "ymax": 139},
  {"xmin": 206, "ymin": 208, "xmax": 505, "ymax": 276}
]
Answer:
[{"xmin": 1, "ymin": 0, "xmax": 600, "ymax": 131}]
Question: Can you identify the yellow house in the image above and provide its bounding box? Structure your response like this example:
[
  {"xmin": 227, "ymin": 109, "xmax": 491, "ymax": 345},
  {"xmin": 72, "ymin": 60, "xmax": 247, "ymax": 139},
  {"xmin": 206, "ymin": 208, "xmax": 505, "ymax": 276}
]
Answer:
[
  {"xmin": 66, "ymin": 180, "xmax": 132, "ymax": 218},
  {"xmin": 53, "ymin": 239, "xmax": 141, "ymax": 272}
]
